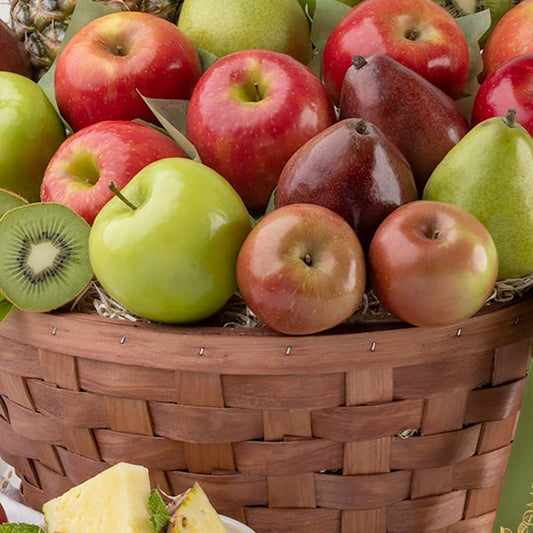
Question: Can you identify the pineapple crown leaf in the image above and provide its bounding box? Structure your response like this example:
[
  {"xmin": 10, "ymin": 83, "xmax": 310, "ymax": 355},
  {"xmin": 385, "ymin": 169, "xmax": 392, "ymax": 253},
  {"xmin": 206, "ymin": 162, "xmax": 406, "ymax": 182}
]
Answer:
[{"xmin": 148, "ymin": 489, "xmax": 171, "ymax": 533}]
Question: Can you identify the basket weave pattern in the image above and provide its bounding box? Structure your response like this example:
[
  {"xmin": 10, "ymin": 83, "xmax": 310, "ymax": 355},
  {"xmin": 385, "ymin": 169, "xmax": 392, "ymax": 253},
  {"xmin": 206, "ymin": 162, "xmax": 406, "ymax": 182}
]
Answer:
[{"xmin": 0, "ymin": 298, "xmax": 532, "ymax": 532}]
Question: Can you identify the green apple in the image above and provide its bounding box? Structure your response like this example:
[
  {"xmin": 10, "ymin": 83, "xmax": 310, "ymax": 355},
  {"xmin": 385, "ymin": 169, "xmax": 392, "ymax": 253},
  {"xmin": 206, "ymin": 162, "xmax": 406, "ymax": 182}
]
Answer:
[
  {"xmin": 89, "ymin": 157, "xmax": 252, "ymax": 324},
  {"xmin": 0, "ymin": 72, "xmax": 66, "ymax": 202},
  {"xmin": 177, "ymin": 0, "xmax": 312, "ymax": 64}
]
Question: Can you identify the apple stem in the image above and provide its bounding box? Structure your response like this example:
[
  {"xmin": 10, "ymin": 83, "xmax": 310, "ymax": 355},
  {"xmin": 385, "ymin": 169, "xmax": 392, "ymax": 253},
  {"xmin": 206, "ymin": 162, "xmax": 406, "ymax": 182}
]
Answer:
[
  {"xmin": 504, "ymin": 109, "xmax": 517, "ymax": 128},
  {"xmin": 108, "ymin": 180, "xmax": 137, "ymax": 210},
  {"xmin": 302, "ymin": 253, "xmax": 313, "ymax": 267},
  {"xmin": 404, "ymin": 28, "xmax": 420, "ymax": 41},
  {"xmin": 352, "ymin": 55, "xmax": 367, "ymax": 70},
  {"xmin": 253, "ymin": 82, "xmax": 261, "ymax": 102}
]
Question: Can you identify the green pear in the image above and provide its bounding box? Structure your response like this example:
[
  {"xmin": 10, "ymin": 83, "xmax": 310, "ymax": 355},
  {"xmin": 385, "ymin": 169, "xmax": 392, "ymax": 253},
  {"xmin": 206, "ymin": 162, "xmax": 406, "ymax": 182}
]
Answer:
[
  {"xmin": 177, "ymin": 0, "xmax": 312, "ymax": 65},
  {"xmin": 423, "ymin": 110, "xmax": 533, "ymax": 281}
]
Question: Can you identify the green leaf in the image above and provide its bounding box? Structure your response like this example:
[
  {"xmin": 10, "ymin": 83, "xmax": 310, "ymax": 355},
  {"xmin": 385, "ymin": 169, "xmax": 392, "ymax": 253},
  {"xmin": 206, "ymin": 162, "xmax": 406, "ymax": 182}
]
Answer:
[
  {"xmin": 308, "ymin": 0, "xmax": 350, "ymax": 78},
  {"xmin": 264, "ymin": 187, "xmax": 277, "ymax": 217},
  {"xmin": 148, "ymin": 489, "xmax": 171, "ymax": 533},
  {"xmin": 140, "ymin": 95, "xmax": 201, "ymax": 162},
  {"xmin": 196, "ymin": 48, "xmax": 219, "ymax": 72},
  {"xmin": 0, "ymin": 296, "xmax": 14, "ymax": 323},
  {"xmin": 454, "ymin": 10, "xmax": 492, "ymax": 120},
  {"xmin": 38, "ymin": 0, "xmax": 121, "ymax": 119},
  {"xmin": 0, "ymin": 524, "xmax": 44, "ymax": 533}
]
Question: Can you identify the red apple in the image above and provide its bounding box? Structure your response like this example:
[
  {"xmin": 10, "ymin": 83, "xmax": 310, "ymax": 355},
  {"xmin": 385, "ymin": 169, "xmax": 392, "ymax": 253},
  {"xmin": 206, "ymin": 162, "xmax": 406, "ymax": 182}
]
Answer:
[
  {"xmin": 480, "ymin": 0, "xmax": 533, "ymax": 81},
  {"xmin": 0, "ymin": 19, "xmax": 32, "ymax": 78},
  {"xmin": 472, "ymin": 54, "xmax": 533, "ymax": 136},
  {"xmin": 368, "ymin": 200, "xmax": 498, "ymax": 328},
  {"xmin": 54, "ymin": 11, "xmax": 202, "ymax": 131},
  {"xmin": 185, "ymin": 49, "xmax": 336, "ymax": 216},
  {"xmin": 236, "ymin": 203, "xmax": 367, "ymax": 335},
  {"xmin": 41, "ymin": 120, "xmax": 189, "ymax": 224},
  {"xmin": 322, "ymin": 0, "xmax": 469, "ymax": 105}
]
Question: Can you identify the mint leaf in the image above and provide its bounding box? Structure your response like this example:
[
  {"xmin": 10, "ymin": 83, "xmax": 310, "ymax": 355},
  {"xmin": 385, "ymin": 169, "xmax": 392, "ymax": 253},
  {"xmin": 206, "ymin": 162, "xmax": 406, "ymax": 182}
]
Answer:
[
  {"xmin": 0, "ymin": 297, "xmax": 14, "ymax": 323},
  {"xmin": 148, "ymin": 489, "xmax": 171, "ymax": 533},
  {"xmin": 0, "ymin": 524, "xmax": 44, "ymax": 532}
]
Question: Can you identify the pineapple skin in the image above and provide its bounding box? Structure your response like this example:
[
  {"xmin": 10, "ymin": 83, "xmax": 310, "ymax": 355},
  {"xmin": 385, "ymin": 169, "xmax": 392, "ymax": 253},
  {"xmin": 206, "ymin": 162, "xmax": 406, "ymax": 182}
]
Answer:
[
  {"xmin": 168, "ymin": 483, "xmax": 228, "ymax": 533},
  {"xmin": 9, "ymin": 0, "xmax": 179, "ymax": 80},
  {"xmin": 43, "ymin": 462, "xmax": 154, "ymax": 533}
]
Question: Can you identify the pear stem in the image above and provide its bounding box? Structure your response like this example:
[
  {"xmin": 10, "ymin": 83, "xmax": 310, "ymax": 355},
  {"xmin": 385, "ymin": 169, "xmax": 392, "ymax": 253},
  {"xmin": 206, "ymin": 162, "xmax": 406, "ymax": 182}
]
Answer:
[
  {"xmin": 352, "ymin": 55, "xmax": 367, "ymax": 70},
  {"xmin": 504, "ymin": 109, "xmax": 517, "ymax": 128},
  {"xmin": 108, "ymin": 180, "xmax": 137, "ymax": 210},
  {"xmin": 354, "ymin": 120, "xmax": 367, "ymax": 135}
]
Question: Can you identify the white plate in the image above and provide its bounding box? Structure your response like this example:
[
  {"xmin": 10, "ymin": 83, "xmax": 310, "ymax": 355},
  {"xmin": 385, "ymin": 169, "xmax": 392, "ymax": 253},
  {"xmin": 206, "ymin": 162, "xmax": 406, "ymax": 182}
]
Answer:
[
  {"xmin": 0, "ymin": 3, "xmax": 10, "ymax": 23},
  {"xmin": 221, "ymin": 515, "xmax": 256, "ymax": 533}
]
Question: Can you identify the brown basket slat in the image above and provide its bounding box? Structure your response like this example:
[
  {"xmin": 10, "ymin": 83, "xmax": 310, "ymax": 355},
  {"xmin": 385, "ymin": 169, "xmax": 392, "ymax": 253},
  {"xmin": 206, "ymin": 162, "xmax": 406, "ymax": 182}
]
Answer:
[
  {"xmin": 410, "ymin": 465, "xmax": 454, "ymax": 499},
  {"xmin": 26, "ymin": 379, "xmax": 108, "ymax": 426},
  {"xmin": 234, "ymin": 440, "xmax": 341, "ymax": 475},
  {"xmin": 435, "ymin": 512, "xmax": 496, "ymax": 533},
  {"xmin": 477, "ymin": 413, "xmax": 519, "ymax": 454},
  {"xmin": 0, "ymin": 296, "xmax": 532, "ymax": 532},
  {"xmin": 387, "ymin": 491, "xmax": 467, "ymax": 532},
  {"xmin": 421, "ymin": 391, "xmax": 469, "ymax": 434},
  {"xmin": 263, "ymin": 409, "xmax": 312, "ymax": 440},
  {"xmin": 343, "ymin": 438, "xmax": 390, "ymax": 475},
  {"xmin": 95, "ymin": 429, "xmax": 187, "ymax": 469},
  {"xmin": 315, "ymin": 471, "xmax": 412, "ymax": 509},
  {"xmin": 463, "ymin": 482, "xmax": 504, "ymax": 519},
  {"xmin": 453, "ymin": 446, "xmax": 511, "ymax": 489},
  {"xmin": 313, "ymin": 400, "xmax": 424, "ymax": 441},
  {"xmin": 465, "ymin": 377, "xmax": 527, "ymax": 423},
  {"xmin": 391, "ymin": 425, "xmax": 481, "ymax": 470}
]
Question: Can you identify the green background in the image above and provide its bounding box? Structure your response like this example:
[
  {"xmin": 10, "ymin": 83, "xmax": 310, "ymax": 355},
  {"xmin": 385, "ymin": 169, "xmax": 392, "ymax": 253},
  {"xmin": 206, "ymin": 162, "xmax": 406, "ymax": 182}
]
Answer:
[{"xmin": 494, "ymin": 356, "xmax": 533, "ymax": 532}]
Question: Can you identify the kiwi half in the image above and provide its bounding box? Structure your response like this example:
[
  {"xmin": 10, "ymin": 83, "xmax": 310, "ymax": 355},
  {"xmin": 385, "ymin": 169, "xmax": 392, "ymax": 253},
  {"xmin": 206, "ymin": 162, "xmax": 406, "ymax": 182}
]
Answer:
[
  {"xmin": 0, "ymin": 202, "xmax": 93, "ymax": 312},
  {"xmin": 0, "ymin": 188, "xmax": 28, "ymax": 219},
  {"xmin": 435, "ymin": 0, "xmax": 519, "ymax": 45},
  {"xmin": 435, "ymin": 0, "xmax": 514, "ymax": 16}
]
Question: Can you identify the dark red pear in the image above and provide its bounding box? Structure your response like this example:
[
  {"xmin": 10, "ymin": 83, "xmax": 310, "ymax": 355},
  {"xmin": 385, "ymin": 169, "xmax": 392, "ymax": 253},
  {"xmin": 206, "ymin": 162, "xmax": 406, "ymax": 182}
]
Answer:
[
  {"xmin": 0, "ymin": 20, "xmax": 32, "ymax": 78},
  {"xmin": 275, "ymin": 118, "xmax": 418, "ymax": 250},
  {"xmin": 339, "ymin": 54, "xmax": 469, "ymax": 194}
]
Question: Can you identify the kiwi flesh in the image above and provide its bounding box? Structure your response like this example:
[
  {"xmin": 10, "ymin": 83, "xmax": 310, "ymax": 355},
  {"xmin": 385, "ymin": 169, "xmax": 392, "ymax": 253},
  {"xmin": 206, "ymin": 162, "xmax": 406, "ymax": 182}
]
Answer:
[
  {"xmin": 0, "ymin": 188, "xmax": 28, "ymax": 219},
  {"xmin": 0, "ymin": 202, "xmax": 93, "ymax": 312}
]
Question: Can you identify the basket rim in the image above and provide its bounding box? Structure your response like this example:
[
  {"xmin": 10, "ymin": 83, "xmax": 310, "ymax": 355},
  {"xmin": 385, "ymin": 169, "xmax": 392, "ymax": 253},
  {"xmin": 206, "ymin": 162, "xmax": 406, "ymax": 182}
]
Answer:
[{"xmin": 1, "ymin": 297, "xmax": 532, "ymax": 375}]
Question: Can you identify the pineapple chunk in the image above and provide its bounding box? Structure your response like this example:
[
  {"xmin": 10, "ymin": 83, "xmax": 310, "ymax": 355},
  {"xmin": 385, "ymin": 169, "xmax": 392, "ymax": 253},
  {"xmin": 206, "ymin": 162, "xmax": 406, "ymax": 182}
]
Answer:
[
  {"xmin": 43, "ymin": 462, "xmax": 154, "ymax": 533},
  {"xmin": 167, "ymin": 483, "xmax": 228, "ymax": 533}
]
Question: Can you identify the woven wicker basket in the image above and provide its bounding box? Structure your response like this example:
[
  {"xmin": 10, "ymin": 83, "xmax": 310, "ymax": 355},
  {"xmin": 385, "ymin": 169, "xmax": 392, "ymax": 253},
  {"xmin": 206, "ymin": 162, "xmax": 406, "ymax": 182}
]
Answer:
[{"xmin": 0, "ymin": 296, "xmax": 532, "ymax": 533}]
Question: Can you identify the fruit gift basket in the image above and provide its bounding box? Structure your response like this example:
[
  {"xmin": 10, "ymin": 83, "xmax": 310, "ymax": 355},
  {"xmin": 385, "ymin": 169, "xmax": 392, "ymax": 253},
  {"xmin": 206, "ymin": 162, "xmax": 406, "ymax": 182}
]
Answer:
[
  {"xmin": 1, "ymin": 0, "xmax": 533, "ymax": 531},
  {"xmin": 1, "ymin": 285, "xmax": 533, "ymax": 533}
]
